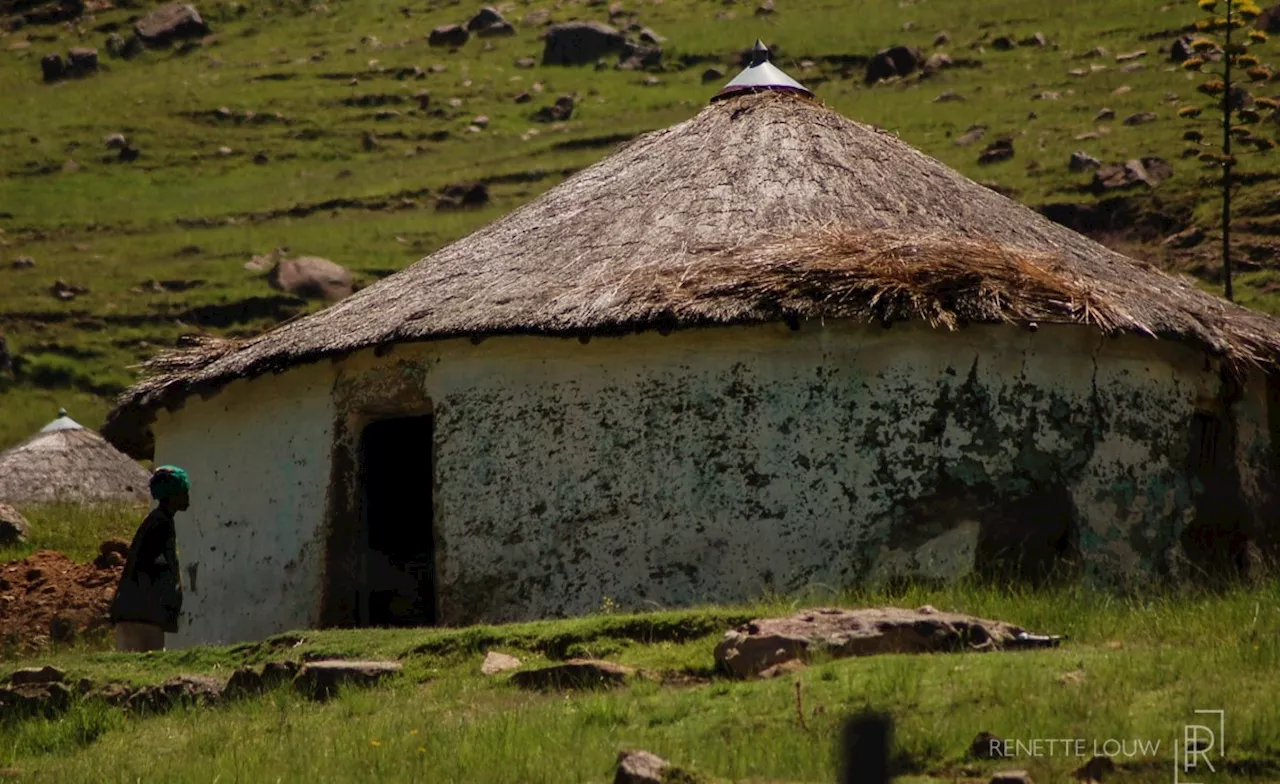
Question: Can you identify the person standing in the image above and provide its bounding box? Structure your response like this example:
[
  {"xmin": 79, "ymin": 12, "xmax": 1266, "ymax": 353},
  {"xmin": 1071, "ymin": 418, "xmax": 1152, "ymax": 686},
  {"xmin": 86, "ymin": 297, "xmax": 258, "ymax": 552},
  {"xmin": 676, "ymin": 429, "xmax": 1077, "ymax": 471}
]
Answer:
[{"xmin": 109, "ymin": 466, "xmax": 189, "ymax": 652}]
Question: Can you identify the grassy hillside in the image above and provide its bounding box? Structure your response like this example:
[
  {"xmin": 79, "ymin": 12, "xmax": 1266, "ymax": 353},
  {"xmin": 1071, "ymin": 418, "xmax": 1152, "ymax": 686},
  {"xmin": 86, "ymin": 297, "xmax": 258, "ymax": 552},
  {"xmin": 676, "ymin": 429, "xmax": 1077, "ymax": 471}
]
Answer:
[
  {"xmin": 2, "ymin": 0, "xmax": 1279, "ymax": 450},
  {"xmin": 2, "ymin": 581, "xmax": 1279, "ymax": 782}
]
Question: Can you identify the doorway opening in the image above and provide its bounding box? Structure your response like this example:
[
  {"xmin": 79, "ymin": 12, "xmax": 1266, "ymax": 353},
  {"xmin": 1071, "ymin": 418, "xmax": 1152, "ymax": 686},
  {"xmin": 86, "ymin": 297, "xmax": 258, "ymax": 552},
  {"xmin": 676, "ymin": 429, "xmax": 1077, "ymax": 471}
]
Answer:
[{"xmin": 359, "ymin": 415, "xmax": 437, "ymax": 626}]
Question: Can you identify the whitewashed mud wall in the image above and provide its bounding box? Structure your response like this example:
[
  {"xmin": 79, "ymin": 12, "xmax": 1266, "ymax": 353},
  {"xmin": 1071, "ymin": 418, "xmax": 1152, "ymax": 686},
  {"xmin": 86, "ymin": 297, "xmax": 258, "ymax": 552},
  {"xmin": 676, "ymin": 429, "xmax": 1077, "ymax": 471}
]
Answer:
[
  {"xmin": 152, "ymin": 320, "xmax": 1274, "ymax": 645},
  {"xmin": 153, "ymin": 363, "xmax": 335, "ymax": 647},
  {"xmin": 334, "ymin": 322, "xmax": 1271, "ymax": 626}
]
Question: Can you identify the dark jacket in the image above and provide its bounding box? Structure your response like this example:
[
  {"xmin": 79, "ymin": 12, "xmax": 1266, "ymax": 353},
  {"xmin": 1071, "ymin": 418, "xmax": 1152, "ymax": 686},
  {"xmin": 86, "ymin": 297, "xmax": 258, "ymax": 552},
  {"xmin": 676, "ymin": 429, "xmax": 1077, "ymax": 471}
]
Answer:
[{"xmin": 109, "ymin": 506, "xmax": 183, "ymax": 633}]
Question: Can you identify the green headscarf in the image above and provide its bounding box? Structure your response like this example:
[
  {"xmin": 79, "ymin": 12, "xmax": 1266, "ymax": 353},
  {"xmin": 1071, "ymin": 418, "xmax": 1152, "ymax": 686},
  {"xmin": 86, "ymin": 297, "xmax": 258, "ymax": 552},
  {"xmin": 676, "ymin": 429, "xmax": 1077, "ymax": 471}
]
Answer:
[{"xmin": 150, "ymin": 465, "xmax": 190, "ymax": 500}]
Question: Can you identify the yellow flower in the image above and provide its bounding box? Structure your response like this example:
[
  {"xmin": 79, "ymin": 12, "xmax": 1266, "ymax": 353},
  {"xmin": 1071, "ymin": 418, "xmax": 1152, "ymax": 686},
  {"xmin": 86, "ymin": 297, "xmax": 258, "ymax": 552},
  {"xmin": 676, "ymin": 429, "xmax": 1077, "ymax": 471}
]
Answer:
[
  {"xmin": 410, "ymin": 729, "xmax": 419, "ymax": 736},
  {"xmin": 371, "ymin": 740, "xmax": 383, "ymax": 748},
  {"xmin": 418, "ymin": 746, "xmax": 427, "ymax": 754}
]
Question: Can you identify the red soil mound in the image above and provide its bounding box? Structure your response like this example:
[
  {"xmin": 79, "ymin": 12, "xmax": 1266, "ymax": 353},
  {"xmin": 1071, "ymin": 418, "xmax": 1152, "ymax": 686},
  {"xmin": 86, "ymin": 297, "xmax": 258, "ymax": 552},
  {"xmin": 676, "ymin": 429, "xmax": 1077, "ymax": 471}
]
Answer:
[{"xmin": 0, "ymin": 545, "xmax": 125, "ymax": 653}]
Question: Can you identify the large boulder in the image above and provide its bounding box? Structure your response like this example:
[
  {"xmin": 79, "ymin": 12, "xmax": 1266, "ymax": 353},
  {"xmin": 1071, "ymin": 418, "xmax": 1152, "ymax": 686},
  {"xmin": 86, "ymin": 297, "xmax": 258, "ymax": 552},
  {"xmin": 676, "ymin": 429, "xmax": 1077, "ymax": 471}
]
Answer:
[
  {"xmin": 0, "ymin": 504, "xmax": 29, "ymax": 546},
  {"xmin": 480, "ymin": 651, "xmax": 522, "ymax": 675},
  {"xmin": 865, "ymin": 45, "xmax": 923, "ymax": 84},
  {"xmin": 615, "ymin": 751, "xmax": 671, "ymax": 784},
  {"xmin": 713, "ymin": 607, "xmax": 1046, "ymax": 678},
  {"xmin": 134, "ymin": 3, "xmax": 210, "ymax": 46},
  {"xmin": 428, "ymin": 24, "xmax": 469, "ymax": 48},
  {"xmin": 266, "ymin": 256, "xmax": 354, "ymax": 301},
  {"xmin": 40, "ymin": 53, "xmax": 66, "ymax": 83},
  {"xmin": 0, "ymin": 681, "xmax": 73, "ymax": 720},
  {"xmin": 127, "ymin": 675, "xmax": 223, "ymax": 713},
  {"xmin": 542, "ymin": 21, "xmax": 626, "ymax": 66},
  {"xmin": 1257, "ymin": 3, "xmax": 1280, "ymax": 33},
  {"xmin": 293, "ymin": 660, "xmax": 401, "ymax": 701},
  {"xmin": 509, "ymin": 659, "xmax": 635, "ymax": 690},
  {"xmin": 66, "ymin": 47, "xmax": 98, "ymax": 77},
  {"xmin": 466, "ymin": 6, "xmax": 513, "ymax": 36},
  {"xmin": 1091, "ymin": 157, "xmax": 1173, "ymax": 193},
  {"xmin": 7, "ymin": 666, "xmax": 65, "ymax": 686}
]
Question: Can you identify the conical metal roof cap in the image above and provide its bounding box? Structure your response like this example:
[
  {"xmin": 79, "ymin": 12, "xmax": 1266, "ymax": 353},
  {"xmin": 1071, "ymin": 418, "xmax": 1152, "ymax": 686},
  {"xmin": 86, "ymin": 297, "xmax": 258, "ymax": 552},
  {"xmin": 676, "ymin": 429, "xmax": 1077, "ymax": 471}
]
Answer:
[
  {"xmin": 711, "ymin": 39, "xmax": 813, "ymax": 102},
  {"xmin": 40, "ymin": 408, "xmax": 83, "ymax": 433}
]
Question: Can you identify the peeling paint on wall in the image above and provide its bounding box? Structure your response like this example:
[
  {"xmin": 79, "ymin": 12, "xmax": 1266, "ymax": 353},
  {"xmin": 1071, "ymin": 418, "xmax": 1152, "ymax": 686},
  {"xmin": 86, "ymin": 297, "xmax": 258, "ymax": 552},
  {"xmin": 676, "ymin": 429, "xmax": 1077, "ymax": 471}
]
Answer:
[{"xmin": 152, "ymin": 320, "xmax": 1277, "ymax": 645}]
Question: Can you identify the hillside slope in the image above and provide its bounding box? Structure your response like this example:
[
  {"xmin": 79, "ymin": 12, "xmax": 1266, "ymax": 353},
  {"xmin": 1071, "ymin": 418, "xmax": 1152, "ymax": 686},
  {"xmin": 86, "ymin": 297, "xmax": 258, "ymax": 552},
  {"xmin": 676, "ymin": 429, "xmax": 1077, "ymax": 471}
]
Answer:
[{"xmin": 2, "ymin": 0, "xmax": 1278, "ymax": 449}]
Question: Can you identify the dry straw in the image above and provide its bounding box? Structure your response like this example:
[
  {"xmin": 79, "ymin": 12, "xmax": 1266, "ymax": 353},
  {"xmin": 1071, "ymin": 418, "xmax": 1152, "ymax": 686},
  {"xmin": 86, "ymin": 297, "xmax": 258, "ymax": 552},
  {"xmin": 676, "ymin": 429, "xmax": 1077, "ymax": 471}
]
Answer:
[{"xmin": 106, "ymin": 92, "xmax": 1280, "ymax": 452}]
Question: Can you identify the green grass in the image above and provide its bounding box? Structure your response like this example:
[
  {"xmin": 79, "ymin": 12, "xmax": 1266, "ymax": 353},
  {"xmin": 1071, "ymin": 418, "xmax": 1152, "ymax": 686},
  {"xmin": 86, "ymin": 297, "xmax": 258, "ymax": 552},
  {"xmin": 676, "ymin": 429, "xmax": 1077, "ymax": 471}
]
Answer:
[
  {"xmin": 2, "ymin": 0, "xmax": 1279, "ymax": 451},
  {"xmin": 1, "ymin": 581, "xmax": 1278, "ymax": 782},
  {"xmin": 0, "ymin": 501, "xmax": 146, "ymax": 563}
]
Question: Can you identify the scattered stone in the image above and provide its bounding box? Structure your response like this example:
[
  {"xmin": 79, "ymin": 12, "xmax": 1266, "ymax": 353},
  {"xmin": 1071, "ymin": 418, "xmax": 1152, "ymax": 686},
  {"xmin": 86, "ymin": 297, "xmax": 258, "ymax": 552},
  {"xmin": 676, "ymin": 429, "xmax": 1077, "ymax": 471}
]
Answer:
[
  {"xmin": 465, "ymin": 6, "xmax": 505, "ymax": 32},
  {"xmin": 216, "ymin": 146, "xmax": 233, "ymax": 157},
  {"xmin": 374, "ymin": 110, "xmax": 401, "ymax": 121},
  {"xmin": 615, "ymin": 750, "xmax": 670, "ymax": 784},
  {"xmin": 1170, "ymin": 36, "xmax": 1195, "ymax": 63},
  {"xmin": 970, "ymin": 731, "xmax": 1007, "ymax": 759},
  {"xmin": 923, "ymin": 53, "xmax": 953, "ymax": 72},
  {"xmin": 7, "ymin": 666, "xmax": 65, "ymax": 686},
  {"xmin": 1163, "ymin": 226, "xmax": 1205, "ymax": 248},
  {"xmin": 265, "ymin": 256, "xmax": 354, "ymax": 301},
  {"xmin": 954, "ymin": 125, "xmax": 987, "ymax": 146},
  {"xmin": 118, "ymin": 145, "xmax": 140, "ymax": 163},
  {"xmin": 759, "ymin": 659, "xmax": 807, "ymax": 679},
  {"xmin": 1033, "ymin": 90, "xmax": 1060, "ymax": 101},
  {"xmin": 103, "ymin": 133, "xmax": 129, "ymax": 150},
  {"xmin": 0, "ymin": 504, "xmax": 29, "ymax": 546},
  {"xmin": 1068, "ymin": 68, "xmax": 1087, "ymax": 77},
  {"xmin": 934, "ymin": 90, "xmax": 964, "ymax": 103},
  {"xmin": 543, "ymin": 21, "xmax": 626, "ymax": 66},
  {"xmin": 978, "ymin": 137, "xmax": 1015, "ymax": 165},
  {"xmin": 293, "ymin": 660, "xmax": 401, "ymax": 701},
  {"xmin": 1120, "ymin": 62, "xmax": 1146, "ymax": 73},
  {"xmin": 990, "ymin": 772, "xmax": 1033, "ymax": 784},
  {"xmin": 714, "ymin": 607, "xmax": 1040, "ymax": 678},
  {"xmin": 513, "ymin": 91, "xmax": 532, "ymax": 103},
  {"xmin": 127, "ymin": 675, "xmax": 223, "ymax": 713},
  {"xmin": 1112, "ymin": 85, "xmax": 1131, "ymax": 96},
  {"xmin": 135, "ymin": 3, "xmax": 210, "ymax": 47},
  {"xmin": 471, "ymin": 115, "xmax": 490, "ymax": 128},
  {"xmin": 224, "ymin": 660, "xmax": 299, "ymax": 699},
  {"xmin": 510, "ymin": 659, "xmax": 635, "ymax": 690},
  {"xmin": 428, "ymin": 24, "xmax": 469, "ymax": 48},
  {"xmin": 105, "ymin": 32, "xmax": 144, "ymax": 59},
  {"xmin": 617, "ymin": 41, "xmax": 662, "ymax": 71},
  {"xmin": 477, "ymin": 20, "xmax": 515, "ymax": 38},
  {"xmin": 66, "ymin": 47, "xmax": 99, "ymax": 76},
  {"xmin": 1091, "ymin": 157, "xmax": 1173, "ymax": 193},
  {"xmin": 701, "ymin": 67, "xmax": 726, "ymax": 84},
  {"xmin": 40, "ymin": 53, "xmax": 66, "ymax": 83},
  {"xmin": 481, "ymin": 651, "xmax": 523, "ymax": 675},
  {"xmin": 50, "ymin": 280, "xmax": 88, "ymax": 301},
  {"xmin": 9, "ymin": 256, "xmax": 35, "ymax": 270},
  {"xmin": 755, "ymin": 0, "xmax": 775, "ymax": 15},
  {"xmin": 1019, "ymin": 32, "xmax": 1047, "ymax": 47},
  {"xmin": 1115, "ymin": 49, "xmax": 1146, "ymax": 62},
  {"xmin": 1123, "ymin": 111, "xmax": 1158, "ymax": 125},
  {"xmin": 1074, "ymin": 755, "xmax": 1116, "ymax": 783},
  {"xmin": 514, "ymin": 56, "xmax": 536, "ymax": 68},
  {"xmin": 532, "ymin": 95, "xmax": 575, "ymax": 122},
  {"xmin": 436, "ymin": 182, "xmax": 489, "ymax": 209},
  {"xmin": 637, "ymin": 27, "xmax": 665, "ymax": 45},
  {"xmin": 865, "ymin": 45, "xmax": 922, "ymax": 83},
  {"xmin": 0, "ymin": 681, "xmax": 72, "ymax": 720},
  {"xmin": 991, "ymin": 36, "xmax": 1015, "ymax": 51},
  {"xmin": 1069, "ymin": 151, "xmax": 1102, "ymax": 172},
  {"xmin": 1094, "ymin": 107, "xmax": 1116, "ymax": 121},
  {"xmin": 934, "ymin": 31, "xmax": 951, "ymax": 47},
  {"xmin": 252, "ymin": 151, "xmax": 269, "ymax": 165}
]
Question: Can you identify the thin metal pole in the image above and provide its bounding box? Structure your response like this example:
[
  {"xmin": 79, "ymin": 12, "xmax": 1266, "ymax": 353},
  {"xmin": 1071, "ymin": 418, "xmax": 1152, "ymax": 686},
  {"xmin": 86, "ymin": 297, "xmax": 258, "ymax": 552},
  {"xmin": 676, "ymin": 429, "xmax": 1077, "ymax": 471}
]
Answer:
[{"xmin": 1223, "ymin": 0, "xmax": 1235, "ymax": 302}]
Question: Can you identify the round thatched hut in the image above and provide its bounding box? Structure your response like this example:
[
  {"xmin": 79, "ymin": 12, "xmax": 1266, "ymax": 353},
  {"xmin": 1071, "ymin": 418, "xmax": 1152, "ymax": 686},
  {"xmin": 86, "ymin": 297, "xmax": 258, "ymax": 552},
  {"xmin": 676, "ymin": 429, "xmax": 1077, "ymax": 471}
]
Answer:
[
  {"xmin": 105, "ymin": 47, "xmax": 1280, "ymax": 647},
  {"xmin": 0, "ymin": 410, "xmax": 150, "ymax": 506}
]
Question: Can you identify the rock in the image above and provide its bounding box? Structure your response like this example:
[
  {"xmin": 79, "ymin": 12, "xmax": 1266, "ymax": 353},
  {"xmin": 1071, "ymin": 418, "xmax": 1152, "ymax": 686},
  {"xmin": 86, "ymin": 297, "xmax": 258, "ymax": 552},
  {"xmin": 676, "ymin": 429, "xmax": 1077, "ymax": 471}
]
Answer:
[
  {"xmin": 0, "ymin": 504, "xmax": 29, "ymax": 546},
  {"xmin": 954, "ymin": 125, "xmax": 986, "ymax": 147},
  {"xmin": 617, "ymin": 41, "xmax": 662, "ymax": 71},
  {"xmin": 428, "ymin": 24, "xmax": 469, "ymax": 48},
  {"xmin": 50, "ymin": 280, "xmax": 88, "ymax": 301},
  {"xmin": 970, "ymin": 731, "xmax": 1006, "ymax": 759},
  {"xmin": 266, "ymin": 256, "xmax": 354, "ymax": 301},
  {"xmin": 0, "ymin": 335, "xmax": 9, "ymax": 376},
  {"xmin": 1074, "ymin": 755, "xmax": 1116, "ymax": 782},
  {"xmin": 1258, "ymin": 3, "xmax": 1280, "ymax": 33},
  {"xmin": 1019, "ymin": 32, "xmax": 1047, "ymax": 47},
  {"xmin": 991, "ymin": 36, "xmax": 1015, "ymax": 51},
  {"xmin": 7, "ymin": 666, "xmax": 65, "ymax": 686},
  {"xmin": 103, "ymin": 133, "xmax": 129, "ymax": 150},
  {"xmin": 759, "ymin": 659, "xmax": 807, "ymax": 678},
  {"xmin": 615, "ymin": 750, "xmax": 670, "ymax": 784},
  {"xmin": 1091, "ymin": 157, "xmax": 1173, "ymax": 193},
  {"xmin": 65, "ymin": 47, "xmax": 98, "ymax": 76},
  {"xmin": 532, "ymin": 95, "xmax": 575, "ymax": 122},
  {"xmin": 437, "ymin": 182, "xmax": 490, "ymax": 209},
  {"xmin": 118, "ymin": 145, "xmax": 141, "ymax": 163},
  {"xmin": 99, "ymin": 539, "xmax": 129, "ymax": 558},
  {"xmin": 252, "ymin": 151, "xmax": 269, "ymax": 165},
  {"xmin": 865, "ymin": 45, "xmax": 922, "ymax": 84},
  {"xmin": 40, "ymin": 53, "xmax": 66, "ymax": 83},
  {"xmin": 128, "ymin": 675, "xmax": 223, "ymax": 713},
  {"xmin": 222, "ymin": 666, "xmax": 264, "ymax": 700},
  {"xmin": 990, "ymin": 772, "xmax": 1033, "ymax": 784},
  {"xmin": 477, "ymin": 20, "xmax": 515, "ymax": 38},
  {"xmin": 510, "ymin": 659, "xmax": 635, "ymax": 690},
  {"xmin": 1120, "ymin": 62, "xmax": 1146, "ymax": 73},
  {"xmin": 978, "ymin": 137, "xmax": 1015, "ymax": 165},
  {"xmin": 49, "ymin": 616, "xmax": 75, "ymax": 643},
  {"xmin": 94, "ymin": 550, "xmax": 124, "ymax": 569},
  {"xmin": 465, "ymin": 6, "xmax": 505, "ymax": 32},
  {"xmin": 515, "ymin": 56, "xmax": 536, "ymax": 68},
  {"xmin": 713, "ymin": 607, "xmax": 1034, "ymax": 678},
  {"xmin": 933, "ymin": 31, "xmax": 951, "ymax": 47},
  {"xmin": 933, "ymin": 90, "xmax": 964, "ymax": 103},
  {"xmin": 1170, "ymin": 36, "xmax": 1195, "ymax": 63},
  {"xmin": 923, "ymin": 53, "xmax": 953, "ymax": 72},
  {"xmin": 293, "ymin": 660, "xmax": 401, "ymax": 701},
  {"xmin": 1115, "ymin": 49, "xmax": 1146, "ymax": 62},
  {"xmin": 1121, "ymin": 110, "xmax": 1162, "ymax": 125},
  {"xmin": 90, "ymin": 682, "xmax": 134, "ymax": 706},
  {"xmin": 481, "ymin": 651, "xmax": 522, "ymax": 675},
  {"xmin": 701, "ymin": 67, "xmax": 726, "ymax": 83},
  {"xmin": 542, "ymin": 21, "xmax": 626, "ymax": 66},
  {"xmin": 135, "ymin": 3, "xmax": 210, "ymax": 47},
  {"xmin": 10, "ymin": 256, "xmax": 35, "ymax": 269},
  {"xmin": 1069, "ymin": 151, "xmax": 1101, "ymax": 172},
  {"xmin": 106, "ymin": 33, "xmax": 144, "ymax": 59},
  {"xmin": 513, "ymin": 91, "xmax": 532, "ymax": 103},
  {"xmin": 636, "ymin": 27, "xmax": 664, "ymax": 45},
  {"xmin": 0, "ymin": 681, "xmax": 73, "ymax": 720},
  {"xmin": 1094, "ymin": 107, "xmax": 1116, "ymax": 121},
  {"xmin": 1163, "ymin": 226, "xmax": 1205, "ymax": 248},
  {"xmin": 755, "ymin": 0, "xmax": 775, "ymax": 15}
]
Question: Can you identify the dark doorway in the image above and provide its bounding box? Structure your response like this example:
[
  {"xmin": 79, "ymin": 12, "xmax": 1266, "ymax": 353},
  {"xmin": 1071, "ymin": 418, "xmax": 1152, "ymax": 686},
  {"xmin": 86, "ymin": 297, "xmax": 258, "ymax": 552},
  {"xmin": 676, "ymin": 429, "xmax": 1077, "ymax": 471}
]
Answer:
[{"xmin": 360, "ymin": 416, "xmax": 437, "ymax": 626}]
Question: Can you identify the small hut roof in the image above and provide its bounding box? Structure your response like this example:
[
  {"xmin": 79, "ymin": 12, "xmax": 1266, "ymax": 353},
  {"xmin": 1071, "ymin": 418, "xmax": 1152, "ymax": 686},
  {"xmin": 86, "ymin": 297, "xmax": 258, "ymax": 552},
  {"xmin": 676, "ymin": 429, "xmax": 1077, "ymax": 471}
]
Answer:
[
  {"xmin": 104, "ymin": 90, "xmax": 1280, "ymax": 457},
  {"xmin": 0, "ymin": 411, "xmax": 151, "ymax": 505}
]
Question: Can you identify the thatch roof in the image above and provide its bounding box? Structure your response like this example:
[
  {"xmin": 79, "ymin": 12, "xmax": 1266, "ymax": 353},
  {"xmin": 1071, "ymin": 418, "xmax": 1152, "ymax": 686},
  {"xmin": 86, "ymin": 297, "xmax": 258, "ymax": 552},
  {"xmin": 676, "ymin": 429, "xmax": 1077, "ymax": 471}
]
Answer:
[
  {"xmin": 104, "ymin": 90, "xmax": 1280, "ymax": 458},
  {"xmin": 0, "ymin": 411, "xmax": 150, "ymax": 505}
]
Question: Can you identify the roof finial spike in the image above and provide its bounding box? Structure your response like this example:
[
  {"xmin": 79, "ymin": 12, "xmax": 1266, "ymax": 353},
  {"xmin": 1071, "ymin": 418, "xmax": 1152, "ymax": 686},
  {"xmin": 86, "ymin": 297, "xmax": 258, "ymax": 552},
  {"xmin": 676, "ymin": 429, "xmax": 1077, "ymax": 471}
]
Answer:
[
  {"xmin": 751, "ymin": 38, "xmax": 770, "ymax": 65},
  {"xmin": 57, "ymin": 407, "xmax": 67, "ymax": 418}
]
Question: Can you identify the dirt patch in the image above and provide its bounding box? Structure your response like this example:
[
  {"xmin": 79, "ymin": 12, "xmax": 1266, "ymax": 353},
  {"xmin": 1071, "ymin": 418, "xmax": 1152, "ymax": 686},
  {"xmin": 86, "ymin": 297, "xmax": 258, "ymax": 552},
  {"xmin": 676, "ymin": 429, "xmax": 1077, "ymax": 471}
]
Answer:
[{"xmin": 0, "ymin": 550, "xmax": 122, "ymax": 654}]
